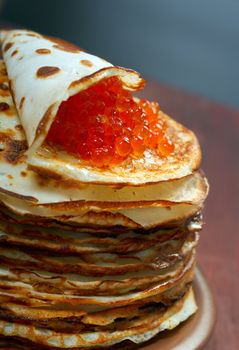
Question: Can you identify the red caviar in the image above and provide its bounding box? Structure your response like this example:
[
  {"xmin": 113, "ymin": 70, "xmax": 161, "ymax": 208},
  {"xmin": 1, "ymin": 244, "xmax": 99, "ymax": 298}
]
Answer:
[{"xmin": 46, "ymin": 77, "xmax": 174, "ymax": 167}]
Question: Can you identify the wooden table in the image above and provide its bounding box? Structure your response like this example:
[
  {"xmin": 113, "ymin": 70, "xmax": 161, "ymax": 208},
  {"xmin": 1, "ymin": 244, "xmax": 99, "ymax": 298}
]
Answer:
[{"xmin": 138, "ymin": 83, "xmax": 239, "ymax": 350}]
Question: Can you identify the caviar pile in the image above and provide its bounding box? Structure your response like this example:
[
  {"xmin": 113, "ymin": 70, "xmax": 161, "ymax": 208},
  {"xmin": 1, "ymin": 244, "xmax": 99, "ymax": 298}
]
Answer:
[{"xmin": 46, "ymin": 77, "xmax": 174, "ymax": 167}]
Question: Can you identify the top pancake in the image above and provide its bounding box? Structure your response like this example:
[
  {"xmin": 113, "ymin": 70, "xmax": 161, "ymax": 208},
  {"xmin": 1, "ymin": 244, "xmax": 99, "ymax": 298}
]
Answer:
[{"xmin": 0, "ymin": 29, "xmax": 201, "ymax": 185}]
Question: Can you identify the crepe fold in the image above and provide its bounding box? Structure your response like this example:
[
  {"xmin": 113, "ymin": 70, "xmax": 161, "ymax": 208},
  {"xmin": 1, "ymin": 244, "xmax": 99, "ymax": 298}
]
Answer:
[
  {"xmin": 0, "ymin": 29, "xmax": 209, "ymax": 348},
  {"xmin": 0, "ymin": 56, "xmax": 208, "ymax": 228}
]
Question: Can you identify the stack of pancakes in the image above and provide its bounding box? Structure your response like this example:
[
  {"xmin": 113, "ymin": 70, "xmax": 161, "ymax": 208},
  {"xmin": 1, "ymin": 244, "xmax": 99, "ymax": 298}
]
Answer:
[{"xmin": 0, "ymin": 30, "xmax": 208, "ymax": 349}]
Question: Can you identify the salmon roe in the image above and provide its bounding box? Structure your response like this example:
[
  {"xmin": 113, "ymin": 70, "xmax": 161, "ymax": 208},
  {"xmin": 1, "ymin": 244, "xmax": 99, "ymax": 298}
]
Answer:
[{"xmin": 46, "ymin": 77, "xmax": 174, "ymax": 167}]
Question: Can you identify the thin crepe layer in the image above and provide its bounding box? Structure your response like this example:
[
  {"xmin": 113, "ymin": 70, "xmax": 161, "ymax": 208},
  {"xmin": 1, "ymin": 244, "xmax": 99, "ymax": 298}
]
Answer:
[
  {"xmin": 0, "ymin": 277, "xmax": 193, "ymax": 329},
  {"xmin": 0, "ymin": 210, "xmax": 198, "ymax": 280},
  {"xmin": 0, "ymin": 241, "xmax": 195, "ymax": 277},
  {"xmin": 0, "ymin": 256, "xmax": 195, "ymax": 311},
  {"xmin": 0, "ymin": 211, "xmax": 201, "ymax": 254},
  {"xmin": 0, "ymin": 288, "xmax": 196, "ymax": 348},
  {"xmin": 0, "ymin": 201, "xmax": 202, "ymax": 229},
  {"xmin": 0, "ymin": 284, "xmax": 192, "ymax": 334},
  {"xmin": 0, "ymin": 204, "xmax": 203, "ymax": 234}
]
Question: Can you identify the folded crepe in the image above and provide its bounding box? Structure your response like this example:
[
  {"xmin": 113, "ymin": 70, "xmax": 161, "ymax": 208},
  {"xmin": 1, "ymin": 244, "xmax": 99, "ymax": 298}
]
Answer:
[
  {"xmin": 0, "ymin": 37, "xmax": 208, "ymax": 228},
  {"xmin": 0, "ymin": 29, "xmax": 200, "ymax": 185},
  {"xmin": 0, "ymin": 29, "xmax": 209, "ymax": 349}
]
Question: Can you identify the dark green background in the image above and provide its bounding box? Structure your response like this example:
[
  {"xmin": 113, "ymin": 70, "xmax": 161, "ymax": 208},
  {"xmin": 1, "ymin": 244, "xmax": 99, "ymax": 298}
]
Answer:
[{"xmin": 1, "ymin": 0, "xmax": 238, "ymax": 107}]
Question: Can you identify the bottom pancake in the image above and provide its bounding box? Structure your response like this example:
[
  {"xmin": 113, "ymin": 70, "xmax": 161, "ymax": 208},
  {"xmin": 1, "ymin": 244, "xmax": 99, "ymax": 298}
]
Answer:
[
  {"xmin": 0, "ymin": 287, "xmax": 196, "ymax": 349},
  {"xmin": 0, "ymin": 337, "xmax": 144, "ymax": 350}
]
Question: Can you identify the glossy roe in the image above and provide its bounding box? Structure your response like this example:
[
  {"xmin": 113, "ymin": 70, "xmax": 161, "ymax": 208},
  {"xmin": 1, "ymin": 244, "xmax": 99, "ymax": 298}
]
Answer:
[{"xmin": 46, "ymin": 77, "xmax": 174, "ymax": 167}]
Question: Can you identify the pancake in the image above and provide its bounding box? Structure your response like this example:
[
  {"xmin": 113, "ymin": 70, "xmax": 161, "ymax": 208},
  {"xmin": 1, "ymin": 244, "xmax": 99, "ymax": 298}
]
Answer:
[
  {"xmin": 0, "ymin": 56, "xmax": 208, "ymax": 229},
  {"xmin": 0, "ymin": 56, "xmax": 206, "ymax": 201}
]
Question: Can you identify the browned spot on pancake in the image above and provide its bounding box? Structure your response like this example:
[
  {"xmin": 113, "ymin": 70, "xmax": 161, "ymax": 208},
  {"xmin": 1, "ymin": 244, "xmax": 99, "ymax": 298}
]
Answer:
[
  {"xmin": 45, "ymin": 35, "xmax": 83, "ymax": 53},
  {"xmin": 80, "ymin": 59, "xmax": 93, "ymax": 67},
  {"xmin": 0, "ymin": 83, "xmax": 10, "ymax": 97},
  {"xmin": 52, "ymin": 43, "xmax": 81, "ymax": 53},
  {"xmin": 11, "ymin": 50, "xmax": 18, "ymax": 57},
  {"xmin": 13, "ymin": 33, "xmax": 23, "ymax": 37},
  {"xmin": 0, "ymin": 133, "xmax": 13, "ymax": 143},
  {"xmin": 0, "ymin": 90, "xmax": 10, "ymax": 98},
  {"xmin": 15, "ymin": 124, "xmax": 23, "ymax": 131},
  {"xmin": 36, "ymin": 66, "xmax": 61, "ymax": 78},
  {"xmin": 0, "ymin": 66, "xmax": 7, "ymax": 76},
  {"xmin": 5, "ymin": 108, "xmax": 14, "ymax": 117},
  {"xmin": 7, "ymin": 174, "xmax": 13, "ymax": 179},
  {"xmin": 4, "ymin": 140, "xmax": 28, "ymax": 164},
  {"xmin": 36, "ymin": 105, "xmax": 54, "ymax": 136},
  {"xmin": 0, "ymin": 83, "xmax": 8, "ymax": 91},
  {"xmin": 3, "ymin": 42, "xmax": 13, "ymax": 52},
  {"xmin": 7, "ymin": 80, "xmax": 17, "ymax": 112},
  {"xmin": 20, "ymin": 171, "xmax": 27, "ymax": 177},
  {"xmin": 8, "ymin": 80, "xmax": 12, "ymax": 93},
  {"xmin": 36, "ymin": 48, "xmax": 51, "ymax": 55},
  {"xmin": 0, "ymin": 131, "xmax": 11, "ymax": 144},
  {"xmin": 28, "ymin": 163, "xmax": 89, "ymax": 189},
  {"xmin": 69, "ymin": 67, "xmax": 116, "ymax": 90},
  {"xmin": 12, "ymin": 32, "xmax": 39, "ymax": 38},
  {"xmin": 0, "ymin": 102, "xmax": 9, "ymax": 111},
  {"xmin": 25, "ymin": 33, "xmax": 40, "ymax": 38},
  {"xmin": 19, "ymin": 97, "xmax": 25, "ymax": 110}
]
